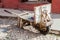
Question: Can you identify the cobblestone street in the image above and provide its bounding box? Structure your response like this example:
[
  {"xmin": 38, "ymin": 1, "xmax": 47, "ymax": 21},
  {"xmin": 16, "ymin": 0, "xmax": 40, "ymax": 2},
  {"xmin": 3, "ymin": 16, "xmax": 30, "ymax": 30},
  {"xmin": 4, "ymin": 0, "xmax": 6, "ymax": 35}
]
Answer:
[{"xmin": 0, "ymin": 18, "xmax": 60, "ymax": 40}]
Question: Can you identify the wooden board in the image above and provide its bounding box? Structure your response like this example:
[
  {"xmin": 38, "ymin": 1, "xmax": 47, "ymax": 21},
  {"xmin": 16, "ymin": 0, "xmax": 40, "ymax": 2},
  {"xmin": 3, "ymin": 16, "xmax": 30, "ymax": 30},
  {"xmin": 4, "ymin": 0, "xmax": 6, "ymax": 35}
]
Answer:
[{"xmin": 34, "ymin": 4, "xmax": 51, "ymax": 24}]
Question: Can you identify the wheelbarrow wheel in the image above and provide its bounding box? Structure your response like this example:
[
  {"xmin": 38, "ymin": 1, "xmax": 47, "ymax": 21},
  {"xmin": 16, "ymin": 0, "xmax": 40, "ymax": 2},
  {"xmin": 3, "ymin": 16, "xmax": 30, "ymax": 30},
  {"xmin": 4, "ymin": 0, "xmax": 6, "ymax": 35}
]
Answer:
[{"xmin": 40, "ymin": 27, "xmax": 49, "ymax": 35}]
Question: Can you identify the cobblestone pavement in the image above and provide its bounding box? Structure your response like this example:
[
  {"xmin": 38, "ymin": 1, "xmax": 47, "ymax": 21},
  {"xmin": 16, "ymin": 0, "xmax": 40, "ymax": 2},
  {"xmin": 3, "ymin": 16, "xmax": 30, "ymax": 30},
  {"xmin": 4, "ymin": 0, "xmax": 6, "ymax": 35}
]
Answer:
[{"xmin": 0, "ymin": 18, "xmax": 60, "ymax": 40}]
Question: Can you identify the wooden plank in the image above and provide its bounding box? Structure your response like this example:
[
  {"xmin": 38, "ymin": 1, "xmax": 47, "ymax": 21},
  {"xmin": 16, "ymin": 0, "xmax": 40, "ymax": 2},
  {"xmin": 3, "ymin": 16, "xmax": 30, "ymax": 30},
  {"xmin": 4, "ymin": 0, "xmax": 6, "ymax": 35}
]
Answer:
[{"xmin": 4, "ymin": 9, "xmax": 34, "ymax": 22}]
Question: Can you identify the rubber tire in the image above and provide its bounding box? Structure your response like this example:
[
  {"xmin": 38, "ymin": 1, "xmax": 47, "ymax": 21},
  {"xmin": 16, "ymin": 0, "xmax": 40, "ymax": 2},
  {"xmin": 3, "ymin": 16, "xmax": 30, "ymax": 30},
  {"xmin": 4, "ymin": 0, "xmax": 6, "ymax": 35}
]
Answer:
[{"xmin": 40, "ymin": 27, "xmax": 49, "ymax": 35}]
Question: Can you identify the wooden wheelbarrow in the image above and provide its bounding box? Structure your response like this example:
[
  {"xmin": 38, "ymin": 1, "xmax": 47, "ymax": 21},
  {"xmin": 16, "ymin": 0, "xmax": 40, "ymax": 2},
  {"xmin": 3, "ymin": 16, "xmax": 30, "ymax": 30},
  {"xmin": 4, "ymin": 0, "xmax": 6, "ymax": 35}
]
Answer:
[{"xmin": 4, "ymin": 4, "xmax": 53, "ymax": 35}]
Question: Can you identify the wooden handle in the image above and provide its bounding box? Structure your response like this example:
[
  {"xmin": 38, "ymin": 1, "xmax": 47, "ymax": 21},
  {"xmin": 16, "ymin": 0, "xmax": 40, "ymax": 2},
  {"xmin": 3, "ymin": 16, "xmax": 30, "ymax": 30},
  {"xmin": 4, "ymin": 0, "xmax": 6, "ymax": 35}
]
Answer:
[{"xmin": 4, "ymin": 10, "xmax": 12, "ymax": 14}]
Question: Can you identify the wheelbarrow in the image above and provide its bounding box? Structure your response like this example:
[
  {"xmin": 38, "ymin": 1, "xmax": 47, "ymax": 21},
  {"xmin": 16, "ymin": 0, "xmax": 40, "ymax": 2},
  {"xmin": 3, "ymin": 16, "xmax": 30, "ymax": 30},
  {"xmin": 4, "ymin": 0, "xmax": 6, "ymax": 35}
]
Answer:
[{"xmin": 4, "ymin": 4, "xmax": 53, "ymax": 35}]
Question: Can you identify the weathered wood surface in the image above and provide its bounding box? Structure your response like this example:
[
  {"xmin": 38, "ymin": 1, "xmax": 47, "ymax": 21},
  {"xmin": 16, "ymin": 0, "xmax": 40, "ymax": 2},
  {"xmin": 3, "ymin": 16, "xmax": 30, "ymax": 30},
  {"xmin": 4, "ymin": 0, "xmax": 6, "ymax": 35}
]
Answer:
[{"xmin": 4, "ymin": 9, "xmax": 34, "ymax": 22}]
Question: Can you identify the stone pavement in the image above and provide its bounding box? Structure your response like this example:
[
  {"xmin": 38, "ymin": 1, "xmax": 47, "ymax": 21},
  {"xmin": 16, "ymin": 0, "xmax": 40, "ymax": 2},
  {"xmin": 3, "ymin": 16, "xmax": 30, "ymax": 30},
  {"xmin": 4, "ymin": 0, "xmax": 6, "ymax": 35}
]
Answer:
[{"xmin": 0, "ymin": 18, "xmax": 60, "ymax": 40}]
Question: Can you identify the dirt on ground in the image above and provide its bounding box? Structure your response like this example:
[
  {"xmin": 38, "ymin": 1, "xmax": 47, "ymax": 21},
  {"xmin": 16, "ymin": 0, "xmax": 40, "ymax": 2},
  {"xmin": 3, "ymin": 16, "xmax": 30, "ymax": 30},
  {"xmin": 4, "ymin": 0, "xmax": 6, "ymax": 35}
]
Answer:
[{"xmin": 0, "ymin": 18, "xmax": 60, "ymax": 40}]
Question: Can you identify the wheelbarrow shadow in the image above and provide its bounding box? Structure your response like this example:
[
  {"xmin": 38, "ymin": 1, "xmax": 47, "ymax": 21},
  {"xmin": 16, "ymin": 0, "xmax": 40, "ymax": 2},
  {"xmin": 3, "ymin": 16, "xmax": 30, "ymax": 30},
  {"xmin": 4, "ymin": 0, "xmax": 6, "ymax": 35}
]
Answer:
[{"xmin": 6, "ymin": 24, "xmax": 47, "ymax": 40}]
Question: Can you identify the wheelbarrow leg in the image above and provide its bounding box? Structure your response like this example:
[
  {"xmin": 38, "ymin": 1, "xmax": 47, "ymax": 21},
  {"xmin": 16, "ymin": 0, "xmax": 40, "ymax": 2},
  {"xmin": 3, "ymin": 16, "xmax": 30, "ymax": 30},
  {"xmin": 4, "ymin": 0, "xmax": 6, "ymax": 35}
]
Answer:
[
  {"xmin": 17, "ymin": 17, "xmax": 20, "ymax": 28},
  {"xmin": 30, "ymin": 22, "xmax": 32, "ymax": 26},
  {"xmin": 19, "ymin": 18, "xmax": 23, "ymax": 29}
]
